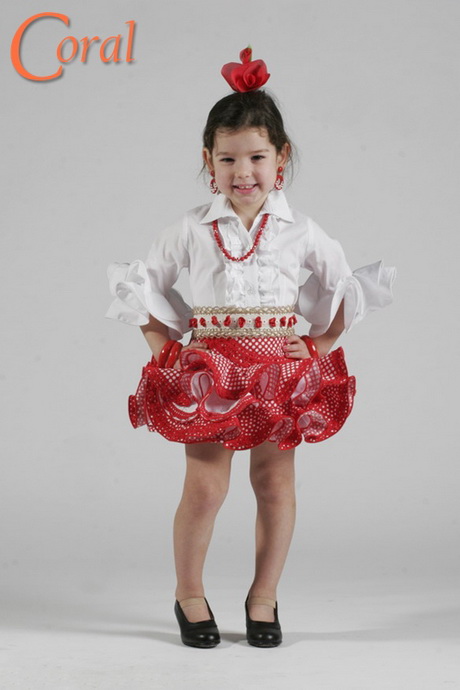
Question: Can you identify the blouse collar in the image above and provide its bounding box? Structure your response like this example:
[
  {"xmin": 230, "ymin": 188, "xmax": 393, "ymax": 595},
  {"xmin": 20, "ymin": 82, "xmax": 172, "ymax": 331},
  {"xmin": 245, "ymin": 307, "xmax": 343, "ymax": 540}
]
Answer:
[{"xmin": 200, "ymin": 189, "xmax": 295, "ymax": 225}]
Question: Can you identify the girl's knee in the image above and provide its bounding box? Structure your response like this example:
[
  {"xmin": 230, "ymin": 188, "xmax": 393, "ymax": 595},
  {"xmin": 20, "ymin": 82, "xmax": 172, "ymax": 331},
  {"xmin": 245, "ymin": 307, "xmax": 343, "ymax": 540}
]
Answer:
[
  {"xmin": 249, "ymin": 444, "xmax": 296, "ymax": 504},
  {"xmin": 187, "ymin": 484, "xmax": 227, "ymax": 515},
  {"xmin": 183, "ymin": 443, "xmax": 233, "ymax": 514},
  {"xmin": 250, "ymin": 472, "xmax": 295, "ymax": 505},
  {"xmin": 183, "ymin": 478, "xmax": 229, "ymax": 515}
]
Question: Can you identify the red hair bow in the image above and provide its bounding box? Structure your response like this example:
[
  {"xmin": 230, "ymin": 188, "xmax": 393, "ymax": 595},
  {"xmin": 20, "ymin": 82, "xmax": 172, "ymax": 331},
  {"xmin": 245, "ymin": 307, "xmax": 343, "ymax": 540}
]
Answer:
[{"xmin": 221, "ymin": 46, "xmax": 270, "ymax": 93}]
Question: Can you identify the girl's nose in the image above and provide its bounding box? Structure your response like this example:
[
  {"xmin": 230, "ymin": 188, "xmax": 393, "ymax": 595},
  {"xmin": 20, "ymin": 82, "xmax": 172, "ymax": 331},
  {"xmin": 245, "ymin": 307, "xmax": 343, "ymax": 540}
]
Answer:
[{"xmin": 235, "ymin": 165, "xmax": 251, "ymax": 179}]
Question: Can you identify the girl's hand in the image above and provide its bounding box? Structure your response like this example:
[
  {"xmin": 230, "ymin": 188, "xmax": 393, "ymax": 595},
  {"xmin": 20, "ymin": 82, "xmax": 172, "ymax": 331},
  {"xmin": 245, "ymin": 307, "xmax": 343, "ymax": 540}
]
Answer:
[
  {"xmin": 284, "ymin": 334, "xmax": 339, "ymax": 359},
  {"xmin": 173, "ymin": 340, "xmax": 208, "ymax": 370},
  {"xmin": 284, "ymin": 334, "xmax": 338, "ymax": 359},
  {"xmin": 283, "ymin": 335, "xmax": 311, "ymax": 359}
]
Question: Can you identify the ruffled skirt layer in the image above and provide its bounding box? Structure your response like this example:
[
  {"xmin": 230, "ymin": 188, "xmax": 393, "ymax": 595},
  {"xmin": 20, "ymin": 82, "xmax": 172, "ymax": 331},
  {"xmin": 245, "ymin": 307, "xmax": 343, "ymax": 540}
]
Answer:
[{"xmin": 128, "ymin": 337, "xmax": 356, "ymax": 451}]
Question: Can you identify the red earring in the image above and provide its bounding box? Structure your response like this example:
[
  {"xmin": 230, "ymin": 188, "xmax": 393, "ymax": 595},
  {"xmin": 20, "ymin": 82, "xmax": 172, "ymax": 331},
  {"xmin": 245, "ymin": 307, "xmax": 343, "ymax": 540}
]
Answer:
[
  {"xmin": 209, "ymin": 171, "xmax": 218, "ymax": 194},
  {"xmin": 274, "ymin": 166, "xmax": 284, "ymax": 190}
]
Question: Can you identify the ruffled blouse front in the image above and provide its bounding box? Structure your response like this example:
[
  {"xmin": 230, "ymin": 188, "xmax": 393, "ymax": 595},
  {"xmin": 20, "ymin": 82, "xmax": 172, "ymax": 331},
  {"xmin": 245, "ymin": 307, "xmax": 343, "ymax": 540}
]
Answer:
[{"xmin": 106, "ymin": 190, "xmax": 395, "ymax": 339}]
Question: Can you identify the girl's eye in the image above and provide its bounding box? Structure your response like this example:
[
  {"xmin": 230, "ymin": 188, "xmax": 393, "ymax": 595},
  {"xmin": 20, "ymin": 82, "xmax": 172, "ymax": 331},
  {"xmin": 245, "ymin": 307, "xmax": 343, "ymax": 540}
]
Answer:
[{"xmin": 218, "ymin": 155, "xmax": 265, "ymax": 163}]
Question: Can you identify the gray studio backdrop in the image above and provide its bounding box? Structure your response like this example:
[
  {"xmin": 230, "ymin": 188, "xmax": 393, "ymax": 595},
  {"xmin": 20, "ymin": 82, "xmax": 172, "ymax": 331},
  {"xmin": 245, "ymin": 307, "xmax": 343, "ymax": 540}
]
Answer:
[{"xmin": 2, "ymin": 0, "xmax": 459, "ymax": 600}]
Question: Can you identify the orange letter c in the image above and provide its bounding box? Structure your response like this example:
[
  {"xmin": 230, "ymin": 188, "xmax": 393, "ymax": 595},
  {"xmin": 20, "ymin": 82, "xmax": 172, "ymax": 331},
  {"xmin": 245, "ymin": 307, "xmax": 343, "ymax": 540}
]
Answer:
[{"xmin": 11, "ymin": 12, "xmax": 70, "ymax": 82}]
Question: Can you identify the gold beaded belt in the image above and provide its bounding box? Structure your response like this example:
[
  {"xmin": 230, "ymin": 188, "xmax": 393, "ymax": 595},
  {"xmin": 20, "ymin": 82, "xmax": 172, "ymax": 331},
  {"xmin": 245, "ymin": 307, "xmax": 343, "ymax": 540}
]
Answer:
[{"xmin": 189, "ymin": 306, "xmax": 297, "ymax": 338}]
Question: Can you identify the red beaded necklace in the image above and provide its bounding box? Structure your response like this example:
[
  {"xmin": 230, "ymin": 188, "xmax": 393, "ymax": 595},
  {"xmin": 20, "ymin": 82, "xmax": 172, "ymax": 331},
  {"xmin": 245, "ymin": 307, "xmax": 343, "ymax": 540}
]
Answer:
[{"xmin": 212, "ymin": 213, "xmax": 269, "ymax": 262}]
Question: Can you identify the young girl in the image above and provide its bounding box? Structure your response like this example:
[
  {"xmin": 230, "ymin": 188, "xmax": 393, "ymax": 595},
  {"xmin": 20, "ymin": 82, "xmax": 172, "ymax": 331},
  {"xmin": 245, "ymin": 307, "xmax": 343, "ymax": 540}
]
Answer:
[{"xmin": 106, "ymin": 47, "xmax": 395, "ymax": 649}]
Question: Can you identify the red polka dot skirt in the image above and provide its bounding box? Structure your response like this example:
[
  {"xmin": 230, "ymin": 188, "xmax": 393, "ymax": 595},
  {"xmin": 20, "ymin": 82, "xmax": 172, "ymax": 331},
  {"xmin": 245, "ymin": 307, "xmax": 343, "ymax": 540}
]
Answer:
[{"xmin": 128, "ymin": 337, "xmax": 356, "ymax": 451}]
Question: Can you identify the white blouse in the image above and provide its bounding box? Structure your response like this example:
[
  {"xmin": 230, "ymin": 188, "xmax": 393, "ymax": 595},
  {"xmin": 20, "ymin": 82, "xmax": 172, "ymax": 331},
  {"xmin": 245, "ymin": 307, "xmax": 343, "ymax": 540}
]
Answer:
[{"xmin": 106, "ymin": 190, "xmax": 395, "ymax": 340}]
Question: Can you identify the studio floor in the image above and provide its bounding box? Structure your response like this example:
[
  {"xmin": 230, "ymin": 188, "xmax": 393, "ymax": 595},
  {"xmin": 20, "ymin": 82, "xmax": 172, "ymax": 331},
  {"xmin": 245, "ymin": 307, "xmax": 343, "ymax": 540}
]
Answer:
[{"xmin": 1, "ymin": 572, "xmax": 459, "ymax": 690}]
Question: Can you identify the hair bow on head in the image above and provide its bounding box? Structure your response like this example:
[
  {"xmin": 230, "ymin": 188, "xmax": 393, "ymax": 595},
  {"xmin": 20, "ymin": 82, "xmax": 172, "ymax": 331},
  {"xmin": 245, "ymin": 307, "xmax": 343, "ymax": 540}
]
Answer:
[{"xmin": 221, "ymin": 46, "xmax": 270, "ymax": 93}]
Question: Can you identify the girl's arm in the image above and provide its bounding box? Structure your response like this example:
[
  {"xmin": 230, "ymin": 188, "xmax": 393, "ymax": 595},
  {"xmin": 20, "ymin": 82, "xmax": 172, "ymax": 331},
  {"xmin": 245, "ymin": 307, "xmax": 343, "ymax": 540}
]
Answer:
[
  {"xmin": 140, "ymin": 315, "xmax": 208, "ymax": 365},
  {"xmin": 284, "ymin": 300, "xmax": 345, "ymax": 359},
  {"xmin": 312, "ymin": 299, "xmax": 345, "ymax": 356},
  {"xmin": 140, "ymin": 315, "xmax": 169, "ymax": 361}
]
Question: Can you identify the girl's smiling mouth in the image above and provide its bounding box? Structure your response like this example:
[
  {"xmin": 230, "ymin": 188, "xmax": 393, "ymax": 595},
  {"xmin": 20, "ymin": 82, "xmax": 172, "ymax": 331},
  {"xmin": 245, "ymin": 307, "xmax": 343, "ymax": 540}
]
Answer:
[{"xmin": 234, "ymin": 184, "xmax": 257, "ymax": 193}]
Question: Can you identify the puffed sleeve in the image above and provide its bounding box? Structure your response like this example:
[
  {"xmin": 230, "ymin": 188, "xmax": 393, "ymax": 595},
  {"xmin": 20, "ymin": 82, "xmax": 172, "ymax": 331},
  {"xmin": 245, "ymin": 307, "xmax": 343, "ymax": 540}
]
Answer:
[
  {"xmin": 296, "ymin": 218, "xmax": 396, "ymax": 337},
  {"xmin": 105, "ymin": 217, "xmax": 193, "ymax": 339}
]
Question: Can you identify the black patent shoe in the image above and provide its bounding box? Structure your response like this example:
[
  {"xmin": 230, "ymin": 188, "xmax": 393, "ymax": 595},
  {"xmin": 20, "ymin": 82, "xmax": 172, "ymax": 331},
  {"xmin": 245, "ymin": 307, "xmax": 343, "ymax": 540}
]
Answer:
[
  {"xmin": 174, "ymin": 597, "xmax": 221, "ymax": 648},
  {"xmin": 245, "ymin": 595, "xmax": 282, "ymax": 647}
]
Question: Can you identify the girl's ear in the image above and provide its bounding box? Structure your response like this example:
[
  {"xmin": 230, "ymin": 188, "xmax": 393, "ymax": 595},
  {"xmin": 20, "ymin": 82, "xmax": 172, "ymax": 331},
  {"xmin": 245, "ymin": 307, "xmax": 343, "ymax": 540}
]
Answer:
[
  {"xmin": 277, "ymin": 143, "xmax": 290, "ymax": 168},
  {"xmin": 203, "ymin": 148, "xmax": 213, "ymax": 172}
]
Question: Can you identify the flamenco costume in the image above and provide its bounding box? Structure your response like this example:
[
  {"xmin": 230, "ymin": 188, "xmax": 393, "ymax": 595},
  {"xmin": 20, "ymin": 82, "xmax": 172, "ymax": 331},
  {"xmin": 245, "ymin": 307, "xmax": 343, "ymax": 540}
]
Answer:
[
  {"xmin": 127, "ymin": 212, "xmax": 357, "ymax": 451},
  {"xmin": 128, "ymin": 324, "xmax": 355, "ymax": 452},
  {"xmin": 127, "ymin": 217, "xmax": 357, "ymax": 451}
]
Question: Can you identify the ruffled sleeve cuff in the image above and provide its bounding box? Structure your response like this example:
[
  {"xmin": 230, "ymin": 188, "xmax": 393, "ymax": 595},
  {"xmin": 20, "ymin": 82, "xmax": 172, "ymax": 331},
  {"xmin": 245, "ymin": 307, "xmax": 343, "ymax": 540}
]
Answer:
[
  {"xmin": 105, "ymin": 261, "xmax": 192, "ymax": 340},
  {"xmin": 296, "ymin": 260, "xmax": 396, "ymax": 337}
]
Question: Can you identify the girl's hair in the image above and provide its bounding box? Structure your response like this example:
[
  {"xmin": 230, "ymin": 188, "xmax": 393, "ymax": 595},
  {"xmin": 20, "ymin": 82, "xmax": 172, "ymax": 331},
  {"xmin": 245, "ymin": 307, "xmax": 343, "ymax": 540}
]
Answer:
[{"xmin": 202, "ymin": 90, "xmax": 295, "ymax": 181}]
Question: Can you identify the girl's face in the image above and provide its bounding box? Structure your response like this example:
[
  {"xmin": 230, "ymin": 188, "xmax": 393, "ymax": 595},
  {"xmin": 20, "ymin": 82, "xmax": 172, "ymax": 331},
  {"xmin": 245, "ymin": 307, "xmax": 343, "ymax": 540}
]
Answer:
[{"xmin": 203, "ymin": 127, "xmax": 289, "ymax": 227}]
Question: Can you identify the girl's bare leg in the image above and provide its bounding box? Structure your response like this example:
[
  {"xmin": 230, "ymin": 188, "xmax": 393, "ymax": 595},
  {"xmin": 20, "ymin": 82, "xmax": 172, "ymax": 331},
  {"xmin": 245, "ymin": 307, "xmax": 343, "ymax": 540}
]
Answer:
[
  {"xmin": 174, "ymin": 442, "xmax": 234, "ymax": 622},
  {"xmin": 248, "ymin": 441, "xmax": 296, "ymax": 622}
]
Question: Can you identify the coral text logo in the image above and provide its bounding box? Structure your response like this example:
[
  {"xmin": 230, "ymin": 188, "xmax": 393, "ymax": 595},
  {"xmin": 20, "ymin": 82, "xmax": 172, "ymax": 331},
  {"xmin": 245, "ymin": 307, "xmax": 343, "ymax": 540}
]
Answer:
[{"xmin": 11, "ymin": 13, "xmax": 136, "ymax": 82}]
